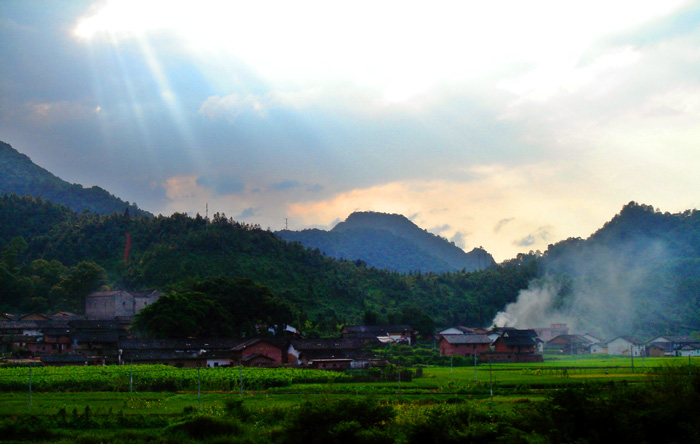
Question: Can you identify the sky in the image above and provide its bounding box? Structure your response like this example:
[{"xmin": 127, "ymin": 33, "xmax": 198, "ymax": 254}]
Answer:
[{"xmin": 2, "ymin": 0, "xmax": 700, "ymax": 262}]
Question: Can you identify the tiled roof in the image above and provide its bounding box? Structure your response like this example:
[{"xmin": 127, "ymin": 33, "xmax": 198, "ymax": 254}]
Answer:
[{"xmin": 441, "ymin": 334, "xmax": 492, "ymax": 345}]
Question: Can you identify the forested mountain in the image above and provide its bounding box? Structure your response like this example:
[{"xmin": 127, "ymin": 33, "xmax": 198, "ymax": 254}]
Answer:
[
  {"xmin": 0, "ymin": 141, "xmax": 150, "ymax": 217},
  {"xmin": 276, "ymin": 211, "xmax": 495, "ymax": 273},
  {"xmin": 497, "ymin": 202, "xmax": 700, "ymax": 338},
  {"xmin": 0, "ymin": 195, "xmax": 535, "ymax": 334}
]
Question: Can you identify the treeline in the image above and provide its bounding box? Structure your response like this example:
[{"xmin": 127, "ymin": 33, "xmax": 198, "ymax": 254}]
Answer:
[{"xmin": 0, "ymin": 194, "xmax": 536, "ymax": 333}]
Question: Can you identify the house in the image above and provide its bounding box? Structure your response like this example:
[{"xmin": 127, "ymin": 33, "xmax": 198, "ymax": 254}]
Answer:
[
  {"xmin": 42, "ymin": 354, "xmax": 107, "ymax": 367},
  {"xmin": 545, "ymin": 335, "xmax": 593, "ymax": 355},
  {"xmin": 646, "ymin": 343, "xmax": 667, "ymax": 357},
  {"xmin": 590, "ymin": 342, "xmax": 608, "ymax": 354},
  {"xmin": 677, "ymin": 343, "xmax": 700, "ymax": 357},
  {"xmin": 534, "ymin": 324, "xmax": 570, "ymax": 342},
  {"xmin": 119, "ymin": 338, "xmax": 243, "ymax": 367},
  {"xmin": 647, "ymin": 335, "xmax": 700, "ymax": 355},
  {"xmin": 288, "ymin": 338, "xmax": 383, "ymax": 369},
  {"xmin": 438, "ymin": 334, "xmax": 491, "ymax": 358},
  {"xmin": 299, "ymin": 349, "xmax": 384, "ymax": 370},
  {"xmin": 438, "ymin": 326, "xmax": 488, "ymax": 336},
  {"xmin": 231, "ymin": 338, "xmax": 288, "ymax": 367},
  {"xmin": 85, "ymin": 290, "xmax": 162, "ymax": 320},
  {"xmin": 341, "ymin": 325, "xmax": 416, "ymax": 345},
  {"xmin": 607, "ymin": 336, "xmax": 645, "ymax": 356},
  {"xmin": 482, "ymin": 332, "xmax": 543, "ymax": 363}
]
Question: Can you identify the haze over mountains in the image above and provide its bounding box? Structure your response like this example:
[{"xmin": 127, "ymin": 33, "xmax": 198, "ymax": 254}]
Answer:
[{"xmin": 277, "ymin": 212, "xmax": 495, "ymax": 273}]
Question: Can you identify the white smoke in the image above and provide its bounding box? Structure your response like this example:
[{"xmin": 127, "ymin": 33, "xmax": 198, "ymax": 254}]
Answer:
[{"xmin": 492, "ymin": 238, "xmax": 672, "ymax": 338}]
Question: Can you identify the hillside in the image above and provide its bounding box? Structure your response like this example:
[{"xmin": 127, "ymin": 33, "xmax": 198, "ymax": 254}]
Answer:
[
  {"xmin": 0, "ymin": 195, "xmax": 534, "ymax": 332},
  {"xmin": 0, "ymin": 141, "xmax": 150, "ymax": 217},
  {"xmin": 276, "ymin": 211, "xmax": 495, "ymax": 273},
  {"xmin": 496, "ymin": 201, "xmax": 700, "ymax": 338}
]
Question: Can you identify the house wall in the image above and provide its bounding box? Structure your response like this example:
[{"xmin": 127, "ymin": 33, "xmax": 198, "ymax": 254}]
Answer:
[
  {"xmin": 86, "ymin": 295, "xmax": 117, "ymax": 319},
  {"xmin": 608, "ymin": 339, "xmax": 644, "ymax": 356},
  {"xmin": 243, "ymin": 341, "xmax": 284, "ymax": 366},
  {"xmin": 439, "ymin": 340, "xmax": 490, "ymax": 357}
]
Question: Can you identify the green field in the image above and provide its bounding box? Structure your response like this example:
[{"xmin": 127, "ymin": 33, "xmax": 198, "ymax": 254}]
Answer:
[{"xmin": 0, "ymin": 357, "xmax": 697, "ymax": 443}]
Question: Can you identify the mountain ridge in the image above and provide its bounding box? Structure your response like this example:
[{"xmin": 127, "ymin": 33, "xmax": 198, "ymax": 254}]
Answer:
[
  {"xmin": 0, "ymin": 140, "xmax": 151, "ymax": 217},
  {"xmin": 277, "ymin": 211, "xmax": 495, "ymax": 273}
]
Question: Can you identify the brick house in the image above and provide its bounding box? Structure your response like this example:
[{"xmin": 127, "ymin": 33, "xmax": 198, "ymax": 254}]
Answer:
[
  {"xmin": 438, "ymin": 334, "xmax": 491, "ymax": 358},
  {"xmin": 232, "ymin": 338, "xmax": 288, "ymax": 367}
]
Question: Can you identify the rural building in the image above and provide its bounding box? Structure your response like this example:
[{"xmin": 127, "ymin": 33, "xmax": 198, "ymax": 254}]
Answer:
[
  {"xmin": 85, "ymin": 290, "xmax": 162, "ymax": 320},
  {"xmin": 231, "ymin": 338, "xmax": 288, "ymax": 367},
  {"xmin": 607, "ymin": 336, "xmax": 645, "ymax": 356},
  {"xmin": 438, "ymin": 334, "xmax": 491, "ymax": 358},
  {"xmin": 534, "ymin": 323, "xmax": 570, "ymax": 342},
  {"xmin": 545, "ymin": 334, "xmax": 593, "ymax": 355},
  {"xmin": 341, "ymin": 325, "xmax": 416, "ymax": 345}
]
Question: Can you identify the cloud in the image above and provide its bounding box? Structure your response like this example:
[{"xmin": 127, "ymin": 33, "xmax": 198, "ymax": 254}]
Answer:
[
  {"xmin": 429, "ymin": 224, "xmax": 451, "ymax": 234},
  {"xmin": 238, "ymin": 207, "xmax": 256, "ymax": 219},
  {"xmin": 513, "ymin": 226, "xmax": 551, "ymax": 248},
  {"xmin": 450, "ymin": 231, "xmax": 467, "ymax": 249},
  {"xmin": 271, "ymin": 180, "xmax": 301, "ymax": 191},
  {"xmin": 494, "ymin": 218, "xmax": 514, "ymax": 233},
  {"xmin": 195, "ymin": 175, "xmax": 246, "ymax": 195}
]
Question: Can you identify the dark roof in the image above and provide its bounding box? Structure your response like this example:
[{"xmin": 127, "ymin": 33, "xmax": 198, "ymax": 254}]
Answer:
[
  {"xmin": 68, "ymin": 320, "xmax": 123, "ymax": 330},
  {"xmin": 119, "ymin": 338, "xmax": 244, "ymax": 351},
  {"xmin": 652, "ymin": 335, "xmax": 700, "ymax": 344},
  {"xmin": 291, "ymin": 338, "xmax": 364, "ymax": 351},
  {"xmin": 73, "ymin": 331, "xmax": 122, "ymax": 343},
  {"xmin": 441, "ymin": 334, "xmax": 492, "ymax": 345},
  {"xmin": 501, "ymin": 328, "xmax": 538, "ymax": 338},
  {"xmin": 548, "ymin": 334, "xmax": 593, "ymax": 345},
  {"xmin": 301, "ymin": 349, "xmax": 376, "ymax": 361},
  {"xmin": 0, "ymin": 320, "xmax": 70, "ymax": 330},
  {"xmin": 41, "ymin": 354, "xmax": 92, "ymax": 363},
  {"xmin": 343, "ymin": 325, "xmax": 415, "ymax": 334},
  {"xmin": 231, "ymin": 337, "xmax": 288, "ymax": 351},
  {"xmin": 121, "ymin": 349, "xmax": 205, "ymax": 361}
]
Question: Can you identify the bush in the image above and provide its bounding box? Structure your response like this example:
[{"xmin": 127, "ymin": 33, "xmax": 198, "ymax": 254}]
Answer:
[
  {"xmin": 280, "ymin": 397, "xmax": 396, "ymax": 444},
  {"xmin": 166, "ymin": 415, "xmax": 241, "ymax": 440}
]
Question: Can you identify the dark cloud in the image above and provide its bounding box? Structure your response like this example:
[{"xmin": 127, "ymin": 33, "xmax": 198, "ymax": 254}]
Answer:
[
  {"xmin": 196, "ymin": 175, "xmax": 245, "ymax": 195},
  {"xmin": 271, "ymin": 180, "xmax": 301, "ymax": 191}
]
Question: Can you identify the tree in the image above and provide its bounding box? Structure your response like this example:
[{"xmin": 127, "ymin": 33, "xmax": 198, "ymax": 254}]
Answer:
[{"xmin": 133, "ymin": 276, "xmax": 295, "ymax": 338}]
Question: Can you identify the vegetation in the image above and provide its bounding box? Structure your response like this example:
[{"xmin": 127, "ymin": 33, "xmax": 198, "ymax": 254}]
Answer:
[
  {"xmin": 1, "ymin": 362, "xmax": 700, "ymax": 443},
  {"xmin": 0, "ymin": 194, "xmax": 535, "ymax": 332},
  {"xmin": 132, "ymin": 277, "xmax": 295, "ymax": 338},
  {"xmin": 0, "ymin": 141, "xmax": 150, "ymax": 217}
]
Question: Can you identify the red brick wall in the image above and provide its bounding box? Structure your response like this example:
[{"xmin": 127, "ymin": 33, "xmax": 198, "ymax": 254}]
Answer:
[{"xmin": 242, "ymin": 341, "xmax": 284, "ymax": 366}]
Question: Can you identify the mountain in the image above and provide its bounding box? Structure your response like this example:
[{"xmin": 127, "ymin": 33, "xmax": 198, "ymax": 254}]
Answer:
[
  {"xmin": 276, "ymin": 211, "xmax": 495, "ymax": 273},
  {"xmin": 0, "ymin": 196, "xmax": 535, "ymax": 331},
  {"xmin": 496, "ymin": 201, "xmax": 700, "ymax": 338},
  {"xmin": 0, "ymin": 140, "xmax": 150, "ymax": 217}
]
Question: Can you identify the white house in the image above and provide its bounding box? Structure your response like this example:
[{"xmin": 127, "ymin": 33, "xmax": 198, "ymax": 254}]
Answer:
[{"xmin": 607, "ymin": 336, "xmax": 645, "ymax": 356}]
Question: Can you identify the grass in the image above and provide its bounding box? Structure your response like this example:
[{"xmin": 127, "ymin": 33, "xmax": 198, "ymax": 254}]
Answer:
[{"xmin": 1, "ymin": 357, "xmax": 695, "ymax": 418}]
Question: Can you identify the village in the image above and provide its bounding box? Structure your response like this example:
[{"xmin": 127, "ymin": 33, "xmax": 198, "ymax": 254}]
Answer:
[{"xmin": 2, "ymin": 290, "xmax": 699, "ymax": 369}]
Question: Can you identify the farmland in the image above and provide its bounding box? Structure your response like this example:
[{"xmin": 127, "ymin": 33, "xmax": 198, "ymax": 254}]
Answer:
[{"xmin": 1, "ymin": 356, "xmax": 698, "ymax": 443}]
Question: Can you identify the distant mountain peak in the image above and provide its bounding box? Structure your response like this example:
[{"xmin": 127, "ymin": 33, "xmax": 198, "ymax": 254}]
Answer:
[{"xmin": 277, "ymin": 210, "xmax": 495, "ymax": 273}]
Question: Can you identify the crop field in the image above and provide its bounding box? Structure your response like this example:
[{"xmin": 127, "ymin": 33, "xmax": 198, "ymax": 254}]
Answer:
[{"xmin": 0, "ymin": 357, "xmax": 697, "ymax": 443}]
